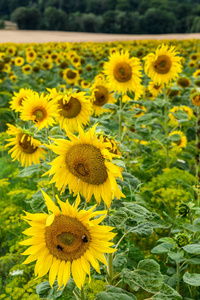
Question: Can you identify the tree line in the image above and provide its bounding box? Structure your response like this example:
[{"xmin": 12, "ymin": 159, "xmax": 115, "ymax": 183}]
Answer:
[{"xmin": 0, "ymin": 0, "xmax": 200, "ymax": 34}]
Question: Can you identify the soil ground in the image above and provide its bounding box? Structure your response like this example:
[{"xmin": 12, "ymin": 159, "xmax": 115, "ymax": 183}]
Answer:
[{"xmin": 0, "ymin": 30, "xmax": 200, "ymax": 44}]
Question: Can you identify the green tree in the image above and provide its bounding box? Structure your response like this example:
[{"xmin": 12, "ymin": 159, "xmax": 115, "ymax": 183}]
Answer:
[
  {"xmin": 190, "ymin": 16, "xmax": 200, "ymax": 32},
  {"xmin": 43, "ymin": 7, "xmax": 67, "ymax": 30}
]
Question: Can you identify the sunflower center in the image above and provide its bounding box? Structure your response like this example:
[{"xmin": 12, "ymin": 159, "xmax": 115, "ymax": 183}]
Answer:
[
  {"xmin": 33, "ymin": 108, "xmax": 46, "ymax": 122},
  {"xmin": 65, "ymin": 144, "xmax": 108, "ymax": 185},
  {"xmin": 113, "ymin": 62, "xmax": 132, "ymax": 82},
  {"xmin": 19, "ymin": 134, "xmax": 37, "ymax": 154},
  {"xmin": 94, "ymin": 85, "xmax": 109, "ymax": 106},
  {"xmin": 154, "ymin": 55, "xmax": 172, "ymax": 74},
  {"xmin": 67, "ymin": 70, "xmax": 76, "ymax": 79},
  {"xmin": 45, "ymin": 215, "xmax": 91, "ymax": 261},
  {"xmin": 58, "ymin": 96, "xmax": 81, "ymax": 118}
]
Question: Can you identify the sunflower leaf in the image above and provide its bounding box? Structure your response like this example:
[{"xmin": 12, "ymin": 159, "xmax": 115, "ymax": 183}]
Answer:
[{"xmin": 96, "ymin": 285, "xmax": 136, "ymax": 300}]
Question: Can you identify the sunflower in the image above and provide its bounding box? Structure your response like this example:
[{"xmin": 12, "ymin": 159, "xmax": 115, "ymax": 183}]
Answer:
[
  {"xmin": 63, "ymin": 68, "xmax": 79, "ymax": 85},
  {"xmin": 176, "ymin": 77, "xmax": 191, "ymax": 88},
  {"xmin": 132, "ymin": 104, "xmax": 146, "ymax": 117},
  {"xmin": 191, "ymin": 92, "xmax": 200, "ymax": 106},
  {"xmin": 44, "ymin": 125, "xmax": 124, "ymax": 207},
  {"xmin": 20, "ymin": 191, "xmax": 116, "ymax": 290},
  {"xmin": 22, "ymin": 64, "xmax": 32, "ymax": 75},
  {"xmin": 10, "ymin": 74, "xmax": 18, "ymax": 83},
  {"xmin": 190, "ymin": 53, "xmax": 199, "ymax": 61},
  {"xmin": 47, "ymin": 88, "xmax": 92, "ymax": 132},
  {"xmin": 103, "ymin": 50, "xmax": 143, "ymax": 96},
  {"xmin": 148, "ymin": 81, "xmax": 163, "ymax": 97},
  {"xmin": 14, "ymin": 56, "xmax": 24, "ymax": 67},
  {"xmin": 6, "ymin": 124, "xmax": 46, "ymax": 167},
  {"xmin": 20, "ymin": 92, "xmax": 59, "ymax": 130},
  {"xmin": 169, "ymin": 130, "xmax": 187, "ymax": 148},
  {"xmin": 169, "ymin": 106, "xmax": 193, "ymax": 125},
  {"xmin": 10, "ymin": 88, "xmax": 34, "ymax": 112},
  {"xmin": 90, "ymin": 77, "xmax": 116, "ymax": 116},
  {"xmin": 193, "ymin": 69, "xmax": 200, "ymax": 78},
  {"xmin": 143, "ymin": 44, "xmax": 182, "ymax": 85},
  {"xmin": 26, "ymin": 50, "xmax": 37, "ymax": 64}
]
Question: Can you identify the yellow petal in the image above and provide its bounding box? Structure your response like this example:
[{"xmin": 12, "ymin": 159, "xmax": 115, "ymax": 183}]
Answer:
[{"xmin": 41, "ymin": 190, "xmax": 60, "ymax": 216}]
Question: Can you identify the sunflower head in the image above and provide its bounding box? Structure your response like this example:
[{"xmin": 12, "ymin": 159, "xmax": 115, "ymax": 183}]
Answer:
[
  {"xmin": 103, "ymin": 50, "xmax": 143, "ymax": 96},
  {"xmin": 63, "ymin": 68, "xmax": 80, "ymax": 85},
  {"xmin": 169, "ymin": 130, "xmax": 187, "ymax": 149},
  {"xmin": 143, "ymin": 44, "xmax": 182, "ymax": 85},
  {"xmin": 191, "ymin": 92, "xmax": 200, "ymax": 106},
  {"xmin": 177, "ymin": 77, "xmax": 191, "ymax": 88},
  {"xmin": 20, "ymin": 191, "xmax": 117, "ymax": 290},
  {"xmin": 10, "ymin": 88, "xmax": 34, "ymax": 112},
  {"xmin": 45, "ymin": 125, "xmax": 124, "ymax": 207},
  {"xmin": 20, "ymin": 92, "xmax": 59, "ymax": 130}
]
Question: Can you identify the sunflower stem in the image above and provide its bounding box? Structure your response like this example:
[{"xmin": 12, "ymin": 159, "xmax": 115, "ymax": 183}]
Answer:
[
  {"xmin": 164, "ymin": 88, "xmax": 170, "ymax": 168},
  {"xmin": 107, "ymin": 253, "xmax": 114, "ymax": 285},
  {"xmin": 195, "ymin": 106, "xmax": 200, "ymax": 206},
  {"xmin": 46, "ymin": 127, "xmax": 57, "ymax": 203},
  {"xmin": 80, "ymin": 286, "xmax": 86, "ymax": 300},
  {"xmin": 118, "ymin": 94, "xmax": 123, "ymax": 142},
  {"xmin": 73, "ymin": 289, "xmax": 81, "ymax": 300}
]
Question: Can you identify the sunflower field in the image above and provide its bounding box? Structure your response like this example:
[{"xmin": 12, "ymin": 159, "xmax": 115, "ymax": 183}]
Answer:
[{"xmin": 0, "ymin": 39, "xmax": 200, "ymax": 300}]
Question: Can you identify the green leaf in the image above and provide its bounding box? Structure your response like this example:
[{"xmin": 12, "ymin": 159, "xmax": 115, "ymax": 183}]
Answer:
[
  {"xmin": 122, "ymin": 202, "xmax": 151, "ymax": 220},
  {"xmin": 122, "ymin": 259, "xmax": 163, "ymax": 293},
  {"xmin": 36, "ymin": 279, "xmax": 75, "ymax": 299},
  {"xmin": 135, "ymin": 114, "xmax": 157, "ymax": 126},
  {"xmin": 183, "ymin": 218, "xmax": 200, "ymax": 232},
  {"xmin": 113, "ymin": 254, "xmax": 128, "ymax": 272},
  {"xmin": 110, "ymin": 211, "xmax": 128, "ymax": 226},
  {"xmin": 121, "ymin": 172, "xmax": 141, "ymax": 189},
  {"xmin": 96, "ymin": 286, "xmax": 136, "ymax": 300},
  {"xmin": 103, "ymin": 103, "xmax": 119, "ymax": 109},
  {"xmin": 183, "ymin": 272, "xmax": 200, "ymax": 286},
  {"xmin": 18, "ymin": 164, "xmax": 41, "ymax": 177},
  {"xmin": 167, "ymin": 250, "xmax": 185, "ymax": 263},
  {"xmin": 30, "ymin": 190, "xmax": 46, "ymax": 212},
  {"xmin": 157, "ymin": 237, "xmax": 175, "ymax": 244},
  {"xmin": 183, "ymin": 244, "xmax": 200, "ymax": 254},
  {"xmin": 152, "ymin": 283, "xmax": 182, "ymax": 299},
  {"xmin": 151, "ymin": 242, "xmax": 174, "ymax": 254},
  {"xmin": 169, "ymin": 134, "xmax": 181, "ymax": 142},
  {"xmin": 127, "ymin": 223, "xmax": 153, "ymax": 237},
  {"xmin": 187, "ymin": 258, "xmax": 200, "ymax": 264}
]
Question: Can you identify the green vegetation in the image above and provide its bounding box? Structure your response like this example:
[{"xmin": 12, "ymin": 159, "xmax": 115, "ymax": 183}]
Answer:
[{"xmin": 0, "ymin": 0, "xmax": 200, "ymax": 33}]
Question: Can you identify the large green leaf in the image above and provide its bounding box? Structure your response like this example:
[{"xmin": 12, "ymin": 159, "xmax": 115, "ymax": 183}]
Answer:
[
  {"xmin": 122, "ymin": 259, "xmax": 163, "ymax": 293},
  {"xmin": 96, "ymin": 286, "xmax": 136, "ymax": 300},
  {"xmin": 183, "ymin": 272, "xmax": 200, "ymax": 286},
  {"xmin": 18, "ymin": 164, "xmax": 41, "ymax": 177},
  {"xmin": 151, "ymin": 283, "xmax": 182, "ymax": 299},
  {"xmin": 183, "ymin": 244, "xmax": 200, "ymax": 254},
  {"xmin": 151, "ymin": 242, "xmax": 174, "ymax": 254},
  {"xmin": 36, "ymin": 279, "xmax": 75, "ymax": 299}
]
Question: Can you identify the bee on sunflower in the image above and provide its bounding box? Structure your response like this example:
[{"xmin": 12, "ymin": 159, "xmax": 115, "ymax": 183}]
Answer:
[
  {"xmin": 20, "ymin": 191, "xmax": 117, "ymax": 290},
  {"xmin": 20, "ymin": 92, "xmax": 59, "ymax": 130}
]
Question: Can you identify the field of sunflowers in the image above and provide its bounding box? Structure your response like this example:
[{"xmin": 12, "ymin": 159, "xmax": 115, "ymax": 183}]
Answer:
[{"xmin": 0, "ymin": 38, "xmax": 200, "ymax": 300}]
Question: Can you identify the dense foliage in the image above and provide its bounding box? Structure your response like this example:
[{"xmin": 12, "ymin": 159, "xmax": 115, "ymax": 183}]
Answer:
[{"xmin": 0, "ymin": 0, "xmax": 200, "ymax": 33}]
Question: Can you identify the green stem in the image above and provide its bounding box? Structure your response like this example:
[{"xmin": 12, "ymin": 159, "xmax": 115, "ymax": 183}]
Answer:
[
  {"xmin": 164, "ymin": 88, "xmax": 169, "ymax": 168},
  {"xmin": 73, "ymin": 289, "xmax": 81, "ymax": 300},
  {"xmin": 107, "ymin": 253, "xmax": 114, "ymax": 285},
  {"xmin": 46, "ymin": 128, "xmax": 56, "ymax": 203},
  {"xmin": 118, "ymin": 95, "xmax": 123, "ymax": 142},
  {"xmin": 80, "ymin": 286, "xmax": 86, "ymax": 300},
  {"xmin": 176, "ymin": 261, "xmax": 180, "ymax": 294}
]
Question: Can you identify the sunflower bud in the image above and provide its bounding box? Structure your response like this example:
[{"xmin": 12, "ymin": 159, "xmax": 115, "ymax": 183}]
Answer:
[
  {"xmin": 174, "ymin": 232, "xmax": 190, "ymax": 248},
  {"xmin": 176, "ymin": 202, "xmax": 192, "ymax": 218}
]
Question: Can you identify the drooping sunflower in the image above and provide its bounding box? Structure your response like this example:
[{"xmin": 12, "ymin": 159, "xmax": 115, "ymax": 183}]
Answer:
[
  {"xmin": 169, "ymin": 130, "xmax": 187, "ymax": 149},
  {"xmin": 20, "ymin": 191, "xmax": 116, "ymax": 290},
  {"xmin": 10, "ymin": 88, "xmax": 34, "ymax": 113},
  {"xmin": 20, "ymin": 92, "xmax": 59, "ymax": 130},
  {"xmin": 103, "ymin": 50, "xmax": 143, "ymax": 96},
  {"xmin": 47, "ymin": 88, "xmax": 92, "ymax": 132},
  {"xmin": 191, "ymin": 92, "xmax": 200, "ymax": 106},
  {"xmin": 6, "ymin": 124, "xmax": 46, "ymax": 167},
  {"xmin": 143, "ymin": 44, "xmax": 182, "ymax": 85},
  {"xmin": 90, "ymin": 77, "xmax": 116, "ymax": 116},
  {"xmin": 44, "ymin": 125, "xmax": 124, "ymax": 207},
  {"xmin": 176, "ymin": 77, "xmax": 191, "ymax": 88}
]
